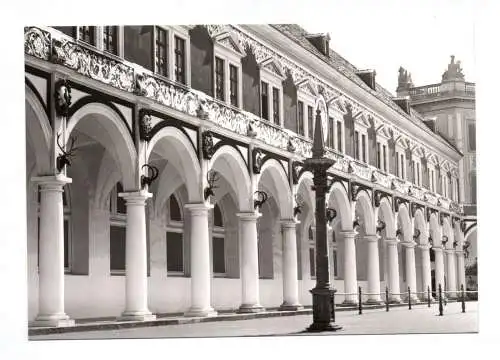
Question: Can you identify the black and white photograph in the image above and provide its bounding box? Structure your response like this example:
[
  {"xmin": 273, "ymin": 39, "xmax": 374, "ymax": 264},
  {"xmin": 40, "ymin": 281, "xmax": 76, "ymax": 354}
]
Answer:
[{"xmin": 2, "ymin": 0, "xmax": 498, "ymax": 358}]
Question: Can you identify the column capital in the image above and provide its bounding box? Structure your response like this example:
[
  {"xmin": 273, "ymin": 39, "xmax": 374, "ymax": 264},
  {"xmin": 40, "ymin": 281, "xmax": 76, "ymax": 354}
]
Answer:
[
  {"xmin": 384, "ymin": 237, "xmax": 399, "ymax": 245},
  {"xmin": 401, "ymin": 241, "xmax": 417, "ymax": 248},
  {"xmin": 364, "ymin": 234, "xmax": 379, "ymax": 242},
  {"xmin": 119, "ymin": 190, "xmax": 153, "ymax": 205},
  {"xmin": 236, "ymin": 211, "xmax": 262, "ymax": 221},
  {"xmin": 455, "ymin": 250, "xmax": 465, "ymax": 256},
  {"xmin": 432, "ymin": 246, "xmax": 444, "ymax": 252},
  {"xmin": 340, "ymin": 230, "xmax": 357, "ymax": 238},
  {"xmin": 418, "ymin": 243, "xmax": 432, "ymax": 250},
  {"xmin": 443, "ymin": 248, "xmax": 455, "ymax": 254},
  {"xmin": 32, "ymin": 174, "xmax": 72, "ymax": 189},
  {"xmin": 280, "ymin": 219, "xmax": 299, "ymax": 229}
]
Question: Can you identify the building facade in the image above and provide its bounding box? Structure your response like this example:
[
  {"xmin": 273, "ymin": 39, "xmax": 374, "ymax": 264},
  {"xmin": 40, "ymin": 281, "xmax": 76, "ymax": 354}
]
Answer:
[{"xmin": 25, "ymin": 25, "xmax": 469, "ymax": 327}]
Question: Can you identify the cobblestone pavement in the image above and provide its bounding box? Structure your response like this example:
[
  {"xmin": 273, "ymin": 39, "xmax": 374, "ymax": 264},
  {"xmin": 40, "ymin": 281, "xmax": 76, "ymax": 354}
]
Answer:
[{"xmin": 31, "ymin": 301, "xmax": 477, "ymax": 340}]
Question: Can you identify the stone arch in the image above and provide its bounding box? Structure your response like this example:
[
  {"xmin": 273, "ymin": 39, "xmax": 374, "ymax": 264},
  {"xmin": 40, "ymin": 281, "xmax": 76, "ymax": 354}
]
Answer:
[
  {"xmin": 147, "ymin": 126, "xmax": 202, "ymax": 203},
  {"xmin": 442, "ymin": 217, "xmax": 453, "ymax": 249},
  {"xmin": 25, "ymin": 85, "xmax": 51, "ymax": 174},
  {"xmin": 67, "ymin": 102, "xmax": 137, "ymax": 190},
  {"xmin": 429, "ymin": 212, "xmax": 441, "ymax": 244},
  {"xmin": 209, "ymin": 145, "xmax": 252, "ymax": 212},
  {"xmin": 414, "ymin": 209, "xmax": 428, "ymax": 245},
  {"xmin": 296, "ymin": 171, "xmax": 315, "ymax": 211},
  {"xmin": 327, "ymin": 182, "xmax": 352, "ymax": 231},
  {"xmin": 378, "ymin": 197, "xmax": 396, "ymax": 238},
  {"xmin": 355, "ymin": 190, "xmax": 376, "ymax": 234},
  {"xmin": 397, "ymin": 204, "xmax": 412, "ymax": 242},
  {"xmin": 256, "ymin": 158, "xmax": 293, "ymax": 219}
]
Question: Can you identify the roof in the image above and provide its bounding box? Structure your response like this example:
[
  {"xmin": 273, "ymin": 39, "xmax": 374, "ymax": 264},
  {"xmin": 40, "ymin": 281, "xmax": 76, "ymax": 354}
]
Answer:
[{"xmin": 270, "ymin": 24, "xmax": 462, "ymax": 156}]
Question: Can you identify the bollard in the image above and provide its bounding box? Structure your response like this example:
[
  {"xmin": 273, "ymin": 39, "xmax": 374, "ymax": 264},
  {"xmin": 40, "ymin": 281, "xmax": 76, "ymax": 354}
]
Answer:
[
  {"xmin": 427, "ymin": 286, "xmax": 431, "ymax": 308},
  {"xmin": 385, "ymin": 286, "xmax": 389, "ymax": 312},
  {"xmin": 461, "ymin": 284, "xmax": 466, "ymax": 313},
  {"xmin": 438, "ymin": 284, "xmax": 443, "ymax": 316},
  {"xmin": 358, "ymin": 286, "xmax": 363, "ymax": 315},
  {"xmin": 408, "ymin": 286, "xmax": 412, "ymax": 310}
]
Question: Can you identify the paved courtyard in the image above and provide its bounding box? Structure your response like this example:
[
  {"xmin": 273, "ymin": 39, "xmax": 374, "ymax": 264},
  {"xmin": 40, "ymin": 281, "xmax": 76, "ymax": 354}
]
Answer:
[{"xmin": 31, "ymin": 301, "xmax": 477, "ymax": 340}]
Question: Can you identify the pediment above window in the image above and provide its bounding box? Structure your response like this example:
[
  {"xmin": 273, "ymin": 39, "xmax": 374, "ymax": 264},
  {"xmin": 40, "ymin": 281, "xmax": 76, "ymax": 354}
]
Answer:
[
  {"xmin": 296, "ymin": 78, "xmax": 317, "ymax": 98},
  {"xmin": 214, "ymin": 32, "xmax": 245, "ymax": 57},
  {"xmin": 259, "ymin": 57, "xmax": 286, "ymax": 80}
]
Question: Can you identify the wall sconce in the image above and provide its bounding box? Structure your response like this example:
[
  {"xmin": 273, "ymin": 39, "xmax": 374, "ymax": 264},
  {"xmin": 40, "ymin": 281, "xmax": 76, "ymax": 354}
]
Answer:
[{"xmin": 253, "ymin": 190, "xmax": 268, "ymax": 211}]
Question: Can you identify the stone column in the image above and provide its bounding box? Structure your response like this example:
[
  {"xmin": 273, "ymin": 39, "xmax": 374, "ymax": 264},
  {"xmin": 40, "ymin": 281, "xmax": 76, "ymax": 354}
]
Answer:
[
  {"xmin": 419, "ymin": 244, "xmax": 433, "ymax": 300},
  {"xmin": 366, "ymin": 234, "xmax": 382, "ymax": 303},
  {"xmin": 118, "ymin": 190, "xmax": 155, "ymax": 321},
  {"xmin": 31, "ymin": 175, "xmax": 74, "ymax": 327},
  {"xmin": 237, "ymin": 212, "xmax": 264, "ymax": 313},
  {"xmin": 433, "ymin": 246, "xmax": 445, "ymax": 298},
  {"xmin": 279, "ymin": 220, "xmax": 303, "ymax": 311},
  {"xmin": 342, "ymin": 231, "xmax": 358, "ymax": 304},
  {"xmin": 445, "ymin": 249, "xmax": 458, "ymax": 298},
  {"xmin": 184, "ymin": 203, "xmax": 217, "ymax": 317},
  {"xmin": 403, "ymin": 242, "xmax": 418, "ymax": 301},
  {"xmin": 456, "ymin": 250, "xmax": 466, "ymax": 291},
  {"xmin": 385, "ymin": 238, "xmax": 401, "ymax": 303}
]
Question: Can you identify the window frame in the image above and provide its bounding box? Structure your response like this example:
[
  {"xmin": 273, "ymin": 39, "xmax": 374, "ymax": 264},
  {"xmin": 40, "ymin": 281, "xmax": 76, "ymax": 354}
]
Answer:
[
  {"xmin": 211, "ymin": 204, "xmax": 227, "ymax": 277},
  {"xmin": 102, "ymin": 26, "xmax": 119, "ymax": 56},
  {"xmin": 213, "ymin": 35, "xmax": 243, "ymax": 109},
  {"xmin": 109, "ymin": 183, "xmax": 127, "ymax": 276},
  {"xmin": 297, "ymin": 90, "xmax": 316, "ymax": 139},
  {"xmin": 353, "ymin": 123, "xmax": 369, "ymax": 163},
  {"xmin": 260, "ymin": 65, "xmax": 284, "ymax": 127},
  {"xmin": 166, "ymin": 193, "xmax": 186, "ymax": 276}
]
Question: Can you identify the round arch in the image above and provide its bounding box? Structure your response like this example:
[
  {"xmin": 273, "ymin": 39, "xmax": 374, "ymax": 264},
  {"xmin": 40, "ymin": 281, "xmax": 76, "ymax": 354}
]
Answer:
[
  {"xmin": 256, "ymin": 158, "xmax": 293, "ymax": 219},
  {"xmin": 147, "ymin": 126, "xmax": 202, "ymax": 203},
  {"xmin": 67, "ymin": 102, "xmax": 137, "ymax": 190},
  {"xmin": 378, "ymin": 197, "xmax": 396, "ymax": 238},
  {"xmin": 429, "ymin": 212, "xmax": 441, "ymax": 245},
  {"xmin": 442, "ymin": 217, "xmax": 453, "ymax": 249},
  {"xmin": 25, "ymin": 85, "xmax": 51, "ymax": 174},
  {"xmin": 327, "ymin": 182, "xmax": 352, "ymax": 231},
  {"xmin": 397, "ymin": 204, "xmax": 412, "ymax": 242},
  {"xmin": 209, "ymin": 145, "xmax": 252, "ymax": 212},
  {"xmin": 355, "ymin": 191, "xmax": 375, "ymax": 234},
  {"xmin": 414, "ymin": 209, "xmax": 428, "ymax": 245}
]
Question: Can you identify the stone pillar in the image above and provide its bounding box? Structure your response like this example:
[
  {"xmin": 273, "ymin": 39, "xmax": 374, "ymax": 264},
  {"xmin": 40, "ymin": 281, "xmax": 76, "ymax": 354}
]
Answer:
[
  {"xmin": 366, "ymin": 234, "xmax": 382, "ymax": 303},
  {"xmin": 237, "ymin": 212, "xmax": 264, "ymax": 313},
  {"xmin": 385, "ymin": 238, "xmax": 401, "ymax": 303},
  {"xmin": 118, "ymin": 190, "xmax": 155, "ymax": 321},
  {"xmin": 404, "ymin": 242, "xmax": 418, "ymax": 301},
  {"xmin": 445, "ymin": 249, "xmax": 458, "ymax": 298},
  {"xmin": 31, "ymin": 175, "xmax": 74, "ymax": 327},
  {"xmin": 342, "ymin": 231, "xmax": 358, "ymax": 304},
  {"xmin": 184, "ymin": 203, "xmax": 217, "ymax": 317},
  {"xmin": 433, "ymin": 246, "xmax": 445, "ymax": 298},
  {"xmin": 456, "ymin": 250, "xmax": 466, "ymax": 291},
  {"xmin": 279, "ymin": 220, "xmax": 303, "ymax": 311},
  {"xmin": 419, "ymin": 244, "xmax": 433, "ymax": 300}
]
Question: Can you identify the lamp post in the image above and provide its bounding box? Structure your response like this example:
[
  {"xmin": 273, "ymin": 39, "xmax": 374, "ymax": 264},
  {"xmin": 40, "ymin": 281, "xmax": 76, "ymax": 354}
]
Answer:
[{"xmin": 304, "ymin": 109, "xmax": 342, "ymax": 332}]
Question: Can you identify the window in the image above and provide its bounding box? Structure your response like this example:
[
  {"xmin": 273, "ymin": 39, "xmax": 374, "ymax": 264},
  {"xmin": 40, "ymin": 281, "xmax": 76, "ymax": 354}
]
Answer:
[
  {"xmin": 327, "ymin": 117, "xmax": 334, "ymax": 148},
  {"xmin": 53, "ymin": 26, "xmax": 77, "ymax": 38},
  {"xmin": 124, "ymin": 26, "xmax": 154, "ymax": 71},
  {"xmin": 297, "ymin": 101, "xmax": 305, "ymax": 136},
  {"xmin": 155, "ymin": 26, "xmax": 168, "ymax": 77},
  {"xmin": 362, "ymin": 134, "xmax": 367, "ymax": 162},
  {"xmin": 272, "ymin": 87, "xmax": 280, "ymax": 125},
  {"xmin": 214, "ymin": 203, "xmax": 223, "ymax": 227},
  {"xmin": 383, "ymin": 145, "xmax": 387, "ymax": 172},
  {"xmin": 417, "ymin": 162, "xmax": 421, "ymax": 186},
  {"xmin": 261, "ymin": 81, "xmax": 269, "ymax": 120},
  {"xmin": 470, "ymin": 172, "xmax": 476, "ymax": 204},
  {"xmin": 400, "ymin": 154, "xmax": 405, "ymax": 179},
  {"xmin": 337, "ymin": 121, "xmax": 343, "ymax": 152},
  {"xmin": 411, "ymin": 160, "xmax": 416, "ymax": 184},
  {"xmin": 215, "ymin": 57, "xmax": 225, "ymax": 101},
  {"xmin": 78, "ymin": 26, "xmax": 96, "ymax": 45},
  {"xmin": 212, "ymin": 204, "xmax": 225, "ymax": 275},
  {"xmin": 229, "ymin": 64, "xmax": 238, "ymax": 107},
  {"xmin": 376, "ymin": 142, "xmax": 381, "ymax": 168},
  {"xmin": 110, "ymin": 182, "xmax": 127, "ymax": 274},
  {"xmin": 167, "ymin": 232, "xmax": 184, "ymax": 272},
  {"xmin": 468, "ymin": 123, "xmax": 476, "ymax": 151},
  {"xmin": 166, "ymin": 194, "xmax": 184, "ymax": 274},
  {"xmin": 354, "ymin": 131, "xmax": 360, "ymax": 160},
  {"xmin": 307, "ymin": 106, "xmax": 314, "ymax": 139},
  {"xmin": 174, "ymin": 36, "xmax": 186, "ymax": 84},
  {"xmin": 396, "ymin": 151, "xmax": 400, "ymax": 176},
  {"xmin": 103, "ymin": 26, "xmax": 118, "ymax": 55}
]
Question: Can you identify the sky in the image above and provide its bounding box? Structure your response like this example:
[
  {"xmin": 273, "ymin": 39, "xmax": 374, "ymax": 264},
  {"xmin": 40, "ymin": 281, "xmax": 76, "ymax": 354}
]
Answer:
[{"xmin": 298, "ymin": 0, "xmax": 475, "ymax": 95}]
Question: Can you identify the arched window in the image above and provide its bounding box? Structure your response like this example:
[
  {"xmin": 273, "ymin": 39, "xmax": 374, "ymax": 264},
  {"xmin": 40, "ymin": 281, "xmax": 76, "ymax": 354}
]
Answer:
[
  {"xmin": 110, "ymin": 182, "xmax": 126, "ymax": 274},
  {"xmin": 166, "ymin": 193, "xmax": 184, "ymax": 274},
  {"xmin": 37, "ymin": 185, "xmax": 71, "ymax": 273},
  {"xmin": 212, "ymin": 203, "xmax": 226, "ymax": 275}
]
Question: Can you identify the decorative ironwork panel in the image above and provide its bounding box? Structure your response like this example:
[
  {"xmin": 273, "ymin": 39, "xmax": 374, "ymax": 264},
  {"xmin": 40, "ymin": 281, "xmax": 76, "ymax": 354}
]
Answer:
[{"xmin": 24, "ymin": 27, "xmax": 51, "ymax": 61}]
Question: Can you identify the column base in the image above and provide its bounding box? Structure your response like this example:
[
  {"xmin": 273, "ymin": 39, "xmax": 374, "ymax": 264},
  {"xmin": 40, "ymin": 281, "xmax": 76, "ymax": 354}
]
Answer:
[
  {"xmin": 184, "ymin": 307, "xmax": 218, "ymax": 318},
  {"xmin": 118, "ymin": 311, "xmax": 156, "ymax": 322},
  {"xmin": 279, "ymin": 302, "xmax": 304, "ymax": 311},
  {"xmin": 30, "ymin": 313, "xmax": 75, "ymax": 328},
  {"xmin": 389, "ymin": 297, "xmax": 402, "ymax": 304},
  {"xmin": 365, "ymin": 298, "xmax": 383, "ymax": 305},
  {"xmin": 237, "ymin": 304, "xmax": 265, "ymax": 313},
  {"xmin": 339, "ymin": 299, "xmax": 358, "ymax": 306}
]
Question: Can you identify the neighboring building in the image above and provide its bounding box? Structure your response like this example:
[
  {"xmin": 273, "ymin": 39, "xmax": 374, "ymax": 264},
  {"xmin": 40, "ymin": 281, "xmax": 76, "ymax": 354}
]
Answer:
[
  {"xmin": 25, "ymin": 25, "xmax": 469, "ymax": 327},
  {"xmin": 396, "ymin": 57, "xmax": 477, "ymax": 285}
]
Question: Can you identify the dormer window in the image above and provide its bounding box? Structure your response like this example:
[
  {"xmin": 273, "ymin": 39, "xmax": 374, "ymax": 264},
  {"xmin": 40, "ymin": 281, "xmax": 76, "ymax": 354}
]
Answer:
[{"xmin": 212, "ymin": 31, "xmax": 244, "ymax": 108}]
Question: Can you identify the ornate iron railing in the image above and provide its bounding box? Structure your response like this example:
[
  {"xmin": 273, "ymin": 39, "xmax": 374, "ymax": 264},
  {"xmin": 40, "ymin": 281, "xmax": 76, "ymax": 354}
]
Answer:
[{"xmin": 24, "ymin": 26, "xmax": 462, "ymax": 215}]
